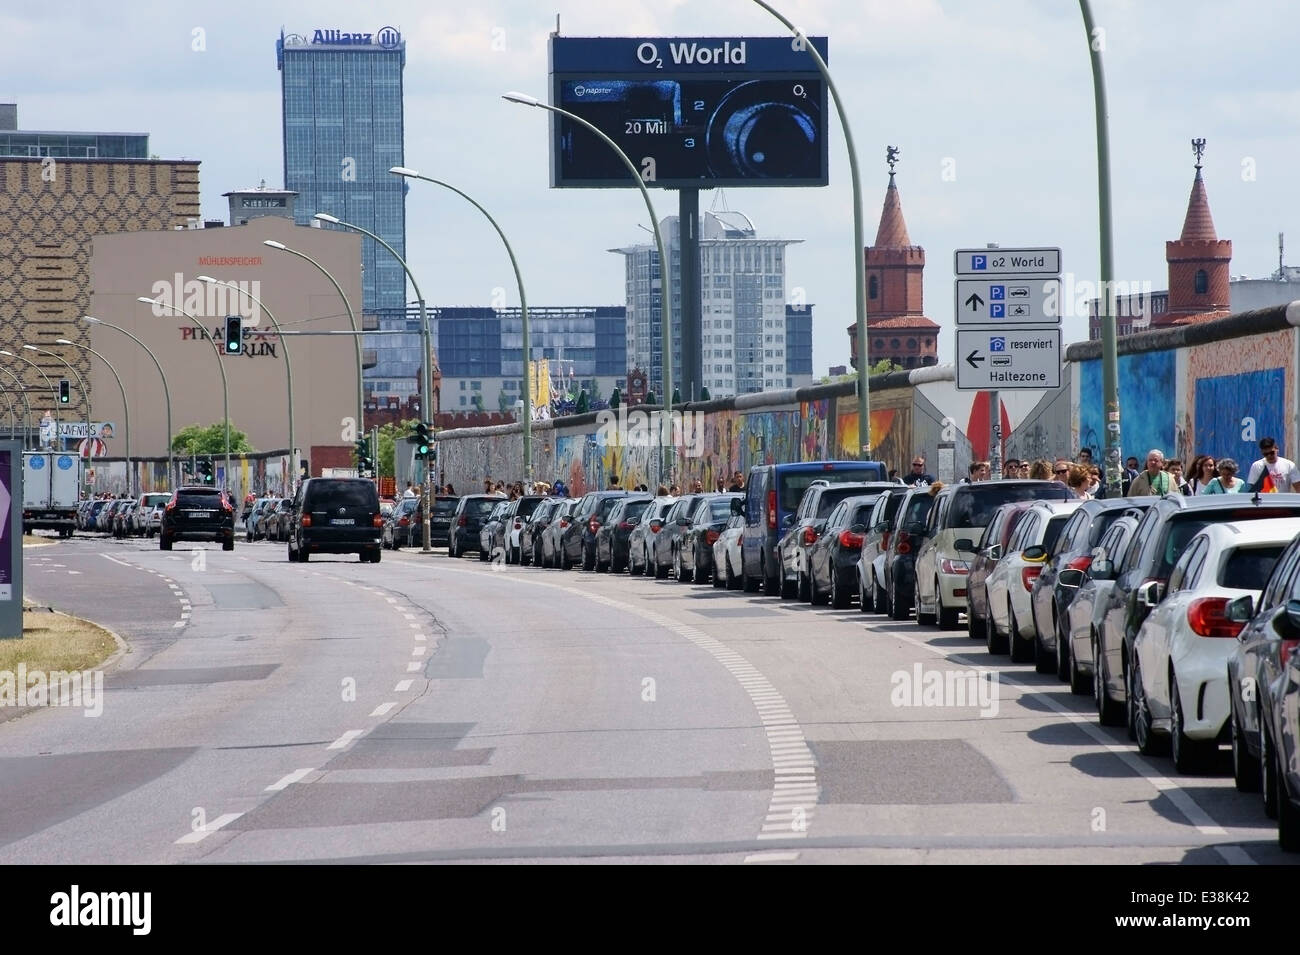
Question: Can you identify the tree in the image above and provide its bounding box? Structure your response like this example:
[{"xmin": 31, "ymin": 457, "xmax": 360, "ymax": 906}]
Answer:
[
  {"xmin": 171, "ymin": 423, "xmax": 254, "ymax": 456},
  {"xmin": 869, "ymin": 358, "xmax": 905, "ymax": 375},
  {"xmin": 377, "ymin": 418, "xmax": 420, "ymax": 478}
]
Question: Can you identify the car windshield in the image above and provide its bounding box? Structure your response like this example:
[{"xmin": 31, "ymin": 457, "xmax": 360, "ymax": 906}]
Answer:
[
  {"xmin": 468, "ymin": 498, "xmax": 498, "ymax": 516},
  {"xmin": 625, "ymin": 500, "xmax": 651, "ymax": 519},
  {"xmin": 399, "ymin": 499, "xmax": 418, "ymax": 515},
  {"xmin": 596, "ymin": 498, "xmax": 622, "ymax": 520},
  {"xmin": 949, "ymin": 484, "xmax": 1071, "ymax": 529},
  {"xmin": 1218, "ymin": 544, "xmax": 1286, "ymax": 590},
  {"xmin": 432, "ymin": 498, "xmax": 458, "ymax": 515},
  {"xmin": 781, "ymin": 468, "xmax": 882, "ymax": 513},
  {"xmin": 306, "ymin": 481, "xmax": 373, "ymax": 508},
  {"xmin": 177, "ymin": 491, "xmax": 222, "ymax": 507}
]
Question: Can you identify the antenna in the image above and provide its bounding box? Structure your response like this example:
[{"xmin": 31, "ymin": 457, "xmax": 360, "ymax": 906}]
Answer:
[
  {"xmin": 552, "ymin": 13, "xmax": 560, "ymax": 36},
  {"xmin": 1280, "ymin": 232, "xmax": 1285, "ymax": 278}
]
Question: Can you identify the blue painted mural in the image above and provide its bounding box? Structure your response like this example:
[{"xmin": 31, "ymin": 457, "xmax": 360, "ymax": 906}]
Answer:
[
  {"xmin": 1079, "ymin": 350, "xmax": 1175, "ymax": 462},
  {"xmin": 1194, "ymin": 367, "xmax": 1286, "ymax": 465}
]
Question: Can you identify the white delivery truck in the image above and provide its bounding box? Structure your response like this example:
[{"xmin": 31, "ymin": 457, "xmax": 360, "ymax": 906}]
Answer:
[{"xmin": 22, "ymin": 451, "xmax": 82, "ymax": 537}]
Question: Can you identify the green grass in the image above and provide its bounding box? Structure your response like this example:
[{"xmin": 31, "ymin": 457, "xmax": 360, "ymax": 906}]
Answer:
[{"xmin": 0, "ymin": 610, "xmax": 118, "ymax": 673}]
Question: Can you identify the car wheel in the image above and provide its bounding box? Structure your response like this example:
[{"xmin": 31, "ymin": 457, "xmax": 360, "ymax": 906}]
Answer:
[
  {"xmin": 937, "ymin": 588, "xmax": 960, "ymax": 630},
  {"xmin": 479, "ymin": 547, "xmax": 490, "ymax": 562},
  {"xmin": 889, "ymin": 579, "xmax": 910, "ymax": 622},
  {"xmin": 371, "ymin": 548, "xmax": 381, "ymax": 564},
  {"xmin": 300, "ymin": 547, "xmax": 309, "ymax": 562},
  {"xmin": 874, "ymin": 574, "xmax": 888, "ymax": 617},
  {"xmin": 1171, "ymin": 675, "xmax": 1215, "ymax": 773},
  {"xmin": 1129, "ymin": 653, "xmax": 1166, "ymax": 755},
  {"xmin": 1231, "ymin": 706, "xmax": 1261, "ymax": 792},
  {"xmin": 764, "ymin": 560, "xmax": 782, "ymax": 598},
  {"xmin": 713, "ymin": 557, "xmax": 726, "ymax": 589},
  {"xmin": 1033, "ymin": 618, "xmax": 1055, "ymax": 674},
  {"xmin": 654, "ymin": 555, "xmax": 668, "ymax": 579},
  {"xmin": 1262, "ymin": 720, "xmax": 1279, "ymax": 820},
  {"xmin": 743, "ymin": 560, "xmax": 761, "ymax": 592},
  {"xmin": 1008, "ymin": 602, "xmax": 1033, "ymax": 663},
  {"xmin": 676, "ymin": 551, "xmax": 693, "ymax": 583},
  {"xmin": 1093, "ymin": 630, "xmax": 1123, "ymax": 726},
  {"xmin": 916, "ymin": 582, "xmax": 937, "ymax": 626},
  {"xmin": 830, "ymin": 570, "xmax": 849, "ymax": 609},
  {"xmin": 222, "ymin": 539, "xmax": 234, "ymax": 552},
  {"xmin": 858, "ymin": 573, "xmax": 871, "ymax": 613},
  {"xmin": 726, "ymin": 556, "xmax": 741, "ymax": 591},
  {"xmin": 1055, "ymin": 611, "xmax": 1072, "ymax": 682},
  {"xmin": 159, "ymin": 535, "xmax": 172, "ymax": 551},
  {"xmin": 985, "ymin": 600, "xmax": 1007, "ymax": 653},
  {"xmin": 1278, "ymin": 744, "xmax": 1300, "ymax": 851},
  {"xmin": 797, "ymin": 568, "xmax": 811, "ymax": 602},
  {"xmin": 582, "ymin": 547, "xmax": 596, "ymax": 572}
]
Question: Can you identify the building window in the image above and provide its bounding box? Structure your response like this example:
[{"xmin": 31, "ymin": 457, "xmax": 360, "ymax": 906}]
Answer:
[
  {"xmin": 874, "ymin": 338, "xmax": 884, "ymax": 348},
  {"xmin": 891, "ymin": 339, "xmax": 900, "ymax": 349},
  {"xmin": 869, "ymin": 276, "xmax": 878, "ymax": 299},
  {"xmin": 459, "ymin": 381, "xmax": 465, "ymax": 390},
  {"xmin": 1195, "ymin": 269, "xmax": 1208, "ymax": 294},
  {"xmin": 907, "ymin": 338, "xmax": 917, "ymax": 349}
]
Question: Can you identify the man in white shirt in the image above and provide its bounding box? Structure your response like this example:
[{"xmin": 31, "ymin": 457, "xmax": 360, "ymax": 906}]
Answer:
[
  {"xmin": 403, "ymin": 483, "xmax": 418, "ymax": 499},
  {"xmin": 1246, "ymin": 437, "xmax": 1300, "ymax": 492}
]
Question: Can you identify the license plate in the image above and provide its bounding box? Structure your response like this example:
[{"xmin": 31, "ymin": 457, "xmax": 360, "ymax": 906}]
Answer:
[
  {"xmin": 330, "ymin": 518, "xmax": 355, "ymax": 525},
  {"xmin": 190, "ymin": 512, "xmax": 212, "ymax": 519},
  {"xmin": 432, "ymin": 519, "xmax": 449, "ymax": 525}
]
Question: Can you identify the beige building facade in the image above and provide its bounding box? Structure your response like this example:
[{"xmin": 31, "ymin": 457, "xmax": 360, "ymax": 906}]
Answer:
[{"xmin": 88, "ymin": 215, "xmax": 365, "ymax": 478}]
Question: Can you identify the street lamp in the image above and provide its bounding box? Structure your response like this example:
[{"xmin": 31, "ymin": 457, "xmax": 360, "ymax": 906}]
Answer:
[
  {"xmin": 310, "ymin": 211, "xmax": 436, "ymax": 550},
  {"xmin": 58, "ymin": 338, "xmax": 132, "ymax": 496},
  {"xmin": 0, "ymin": 349, "xmax": 58, "ymax": 448},
  {"xmin": 23, "ymin": 343, "xmax": 90, "ymax": 467},
  {"xmin": 196, "ymin": 277, "xmax": 297, "ymax": 492},
  {"xmin": 81, "ymin": 318, "xmax": 174, "ymax": 488},
  {"xmin": 0, "ymin": 373, "xmax": 31, "ymax": 447},
  {"xmin": 502, "ymin": 91, "xmax": 675, "ymax": 482},
  {"xmin": 138, "ymin": 296, "xmax": 231, "ymax": 485},
  {"xmin": 746, "ymin": 3, "xmax": 872, "ymax": 461},
  {"xmin": 262, "ymin": 239, "xmax": 364, "ymax": 441},
  {"xmin": 0, "ymin": 388, "xmax": 17, "ymax": 443}
]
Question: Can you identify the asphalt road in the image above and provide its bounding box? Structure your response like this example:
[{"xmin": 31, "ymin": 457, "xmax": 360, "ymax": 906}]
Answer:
[{"xmin": 0, "ymin": 531, "xmax": 1292, "ymax": 864}]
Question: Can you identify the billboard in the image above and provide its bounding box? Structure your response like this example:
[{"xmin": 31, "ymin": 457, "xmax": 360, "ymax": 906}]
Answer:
[{"xmin": 549, "ymin": 36, "xmax": 829, "ymax": 189}]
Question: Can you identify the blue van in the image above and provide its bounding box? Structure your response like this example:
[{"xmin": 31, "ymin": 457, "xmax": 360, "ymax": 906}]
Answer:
[{"xmin": 741, "ymin": 460, "xmax": 888, "ymax": 595}]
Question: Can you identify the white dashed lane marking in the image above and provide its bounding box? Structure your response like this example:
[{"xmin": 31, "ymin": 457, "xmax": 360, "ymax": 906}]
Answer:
[{"xmin": 174, "ymin": 812, "xmax": 243, "ymax": 845}]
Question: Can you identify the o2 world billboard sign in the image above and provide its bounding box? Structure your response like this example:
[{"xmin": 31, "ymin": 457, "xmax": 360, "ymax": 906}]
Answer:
[{"xmin": 548, "ymin": 36, "xmax": 829, "ymax": 189}]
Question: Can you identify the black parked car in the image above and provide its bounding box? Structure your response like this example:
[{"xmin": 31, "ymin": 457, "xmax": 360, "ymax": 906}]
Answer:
[
  {"xmin": 595, "ymin": 496, "xmax": 652, "ymax": 573},
  {"xmin": 160, "ymin": 486, "xmax": 235, "ymax": 551},
  {"xmin": 449, "ymin": 495, "xmax": 503, "ymax": 558},
  {"xmin": 677, "ymin": 494, "xmax": 744, "ymax": 583},
  {"xmin": 882, "ymin": 486, "xmax": 937, "ymax": 621},
  {"xmin": 778, "ymin": 481, "xmax": 895, "ymax": 601},
  {"xmin": 804, "ymin": 495, "xmax": 877, "ymax": 608},
  {"xmin": 563, "ymin": 491, "xmax": 632, "ymax": 571},
  {"xmin": 522, "ymin": 498, "xmax": 559, "ymax": 566},
  {"xmin": 383, "ymin": 497, "xmax": 419, "ymax": 549},
  {"xmin": 650, "ymin": 494, "xmax": 709, "ymax": 579},
  {"xmin": 287, "ymin": 477, "xmax": 383, "ymax": 563}
]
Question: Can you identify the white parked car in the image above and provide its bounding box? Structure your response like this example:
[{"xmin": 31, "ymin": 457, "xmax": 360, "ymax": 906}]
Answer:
[
  {"xmin": 985, "ymin": 500, "xmax": 1083, "ymax": 663},
  {"xmin": 712, "ymin": 512, "xmax": 746, "ymax": 589},
  {"xmin": 133, "ymin": 491, "xmax": 172, "ymax": 538},
  {"xmin": 1129, "ymin": 517, "xmax": 1300, "ymax": 770},
  {"xmin": 1067, "ymin": 515, "xmax": 1143, "ymax": 698}
]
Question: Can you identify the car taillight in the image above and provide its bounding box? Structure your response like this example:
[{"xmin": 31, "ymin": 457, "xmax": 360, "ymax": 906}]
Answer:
[
  {"xmin": 560, "ymin": 518, "xmax": 570, "ymax": 528},
  {"xmin": 514, "ymin": 520, "xmax": 522, "ymax": 530},
  {"xmin": 941, "ymin": 558, "xmax": 969, "ymax": 575},
  {"xmin": 373, "ymin": 515, "xmax": 384, "ymax": 528},
  {"xmin": 1186, "ymin": 597, "xmax": 1243, "ymax": 638},
  {"xmin": 1021, "ymin": 566, "xmax": 1042, "ymax": 591},
  {"xmin": 768, "ymin": 490, "xmax": 777, "ymax": 530},
  {"xmin": 839, "ymin": 530, "xmax": 864, "ymax": 548},
  {"xmin": 165, "ymin": 501, "xmax": 175, "ymax": 511},
  {"xmin": 896, "ymin": 531, "xmax": 911, "ymax": 555},
  {"xmin": 589, "ymin": 518, "xmax": 601, "ymax": 534},
  {"xmin": 618, "ymin": 522, "xmax": 632, "ymax": 531},
  {"xmin": 1068, "ymin": 555, "xmax": 1093, "ymax": 572},
  {"xmin": 650, "ymin": 521, "xmax": 662, "ymax": 533},
  {"xmin": 881, "ymin": 530, "xmax": 891, "ymax": 551},
  {"xmin": 706, "ymin": 530, "xmax": 720, "ymax": 545},
  {"xmin": 802, "ymin": 527, "xmax": 818, "ymax": 546},
  {"xmin": 457, "ymin": 515, "xmax": 467, "ymax": 526},
  {"xmin": 301, "ymin": 514, "xmax": 312, "ymax": 527},
  {"xmin": 399, "ymin": 517, "xmax": 409, "ymax": 526},
  {"xmin": 1281, "ymin": 640, "xmax": 1299, "ymax": 668}
]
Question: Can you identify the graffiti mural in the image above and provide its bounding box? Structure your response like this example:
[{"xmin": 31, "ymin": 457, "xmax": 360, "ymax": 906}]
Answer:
[
  {"xmin": 799, "ymin": 400, "xmax": 829, "ymax": 461},
  {"xmin": 1194, "ymin": 368, "xmax": 1286, "ymax": 463},
  {"xmin": 1079, "ymin": 350, "xmax": 1175, "ymax": 462}
]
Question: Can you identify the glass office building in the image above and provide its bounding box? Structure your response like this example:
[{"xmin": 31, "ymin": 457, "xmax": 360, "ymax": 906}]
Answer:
[
  {"xmin": 0, "ymin": 104, "xmax": 147, "ymax": 158},
  {"xmin": 277, "ymin": 29, "xmax": 407, "ymax": 395}
]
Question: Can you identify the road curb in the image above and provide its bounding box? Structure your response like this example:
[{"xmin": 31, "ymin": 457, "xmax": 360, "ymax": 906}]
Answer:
[{"xmin": 0, "ymin": 609, "xmax": 130, "ymax": 726}]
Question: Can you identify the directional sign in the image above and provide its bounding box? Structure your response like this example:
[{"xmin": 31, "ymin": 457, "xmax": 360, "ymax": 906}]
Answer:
[
  {"xmin": 955, "ymin": 278, "xmax": 1062, "ymax": 324},
  {"xmin": 955, "ymin": 248, "xmax": 1061, "ymax": 275},
  {"xmin": 955, "ymin": 327, "xmax": 1062, "ymax": 391}
]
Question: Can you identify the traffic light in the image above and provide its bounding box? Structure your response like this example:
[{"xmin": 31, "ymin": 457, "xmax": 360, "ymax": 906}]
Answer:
[
  {"xmin": 354, "ymin": 438, "xmax": 372, "ymax": 474},
  {"xmin": 224, "ymin": 315, "xmax": 242, "ymax": 354},
  {"xmin": 198, "ymin": 459, "xmax": 214, "ymax": 484},
  {"xmin": 59, "ymin": 379, "xmax": 70, "ymax": 404},
  {"xmin": 413, "ymin": 421, "xmax": 431, "ymax": 459}
]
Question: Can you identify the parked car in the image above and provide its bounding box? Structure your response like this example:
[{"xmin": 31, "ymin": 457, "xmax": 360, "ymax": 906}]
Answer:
[
  {"xmin": 804, "ymin": 495, "xmax": 877, "ymax": 608},
  {"xmin": 540, "ymin": 499, "xmax": 579, "ymax": 568},
  {"xmin": 265, "ymin": 498, "xmax": 296, "ymax": 542},
  {"xmin": 1271, "ymin": 647, "xmax": 1300, "ymax": 850},
  {"xmin": 650, "ymin": 494, "xmax": 709, "ymax": 579},
  {"xmin": 286, "ymin": 477, "xmax": 383, "ymax": 563},
  {"xmin": 112, "ymin": 501, "xmax": 137, "ymax": 538},
  {"xmin": 134, "ymin": 492, "xmax": 172, "ymax": 537},
  {"xmin": 981, "ymin": 500, "xmax": 1082, "ymax": 660},
  {"xmin": 1092, "ymin": 494, "xmax": 1300, "ymax": 732},
  {"xmin": 448, "ymin": 495, "xmax": 501, "ymax": 558},
  {"xmin": 1068, "ymin": 516, "xmax": 1143, "ymax": 698},
  {"xmin": 97, "ymin": 499, "xmax": 126, "ymax": 533},
  {"xmin": 383, "ymin": 497, "xmax": 419, "ymax": 549},
  {"xmin": 562, "ymin": 491, "xmax": 632, "ymax": 571},
  {"xmin": 84, "ymin": 500, "xmax": 109, "ymax": 532},
  {"xmin": 741, "ymin": 460, "xmax": 888, "ymax": 596},
  {"xmin": 1226, "ymin": 529, "xmax": 1300, "ymax": 808},
  {"xmin": 244, "ymin": 498, "xmax": 274, "ymax": 542},
  {"xmin": 426, "ymin": 495, "xmax": 460, "ymax": 548},
  {"xmin": 505, "ymin": 495, "xmax": 547, "ymax": 564},
  {"xmin": 160, "ymin": 486, "xmax": 235, "ymax": 551},
  {"xmin": 882, "ymin": 486, "xmax": 938, "ymax": 621},
  {"xmin": 1130, "ymin": 518, "xmax": 1300, "ymax": 769},
  {"xmin": 629, "ymin": 498, "xmax": 675, "ymax": 576},
  {"xmin": 916, "ymin": 480, "xmax": 1073, "ymax": 631},
  {"xmin": 522, "ymin": 498, "xmax": 559, "ymax": 566},
  {"xmin": 778, "ymin": 481, "xmax": 895, "ymax": 601},
  {"xmin": 677, "ymin": 493, "xmax": 744, "ymax": 583},
  {"xmin": 1030, "ymin": 499, "xmax": 1154, "ymax": 681},
  {"xmin": 479, "ymin": 500, "xmax": 515, "ymax": 561},
  {"xmin": 963, "ymin": 501, "xmax": 1034, "ymax": 640},
  {"xmin": 595, "ymin": 496, "xmax": 653, "ymax": 573},
  {"xmin": 713, "ymin": 511, "xmax": 747, "ymax": 590},
  {"xmin": 855, "ymin": 487, "xmax": 911, "ymax": 613}
]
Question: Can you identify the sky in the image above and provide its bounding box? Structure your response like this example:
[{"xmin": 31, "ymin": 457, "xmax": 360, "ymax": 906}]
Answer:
[{"xmin": 4, "ymin": 0, "xmax": 1298, "ymax": 375}]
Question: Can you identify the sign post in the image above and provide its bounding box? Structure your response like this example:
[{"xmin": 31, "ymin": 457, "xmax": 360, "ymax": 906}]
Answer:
[{"xmin": 0, "ymin": 441, "xmax": 22, "ymax": 638}]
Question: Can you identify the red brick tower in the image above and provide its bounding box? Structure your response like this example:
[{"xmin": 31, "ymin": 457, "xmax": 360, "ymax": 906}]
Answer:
[{"xmin": 1160, "ymin": 138, "xmax": 1232, "ymax": 327}]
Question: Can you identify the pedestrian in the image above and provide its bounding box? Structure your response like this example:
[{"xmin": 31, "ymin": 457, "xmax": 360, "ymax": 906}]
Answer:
[
  {"xmin": 444, "ymin": 483, "xmax": 456, "ymax": 495},
  {"xmin": 656, "ymin": 484, "xmax": 669, "ymax": 497},
  {"xmin": 691, "ymin": 479, "xmax": 703, "ymax": 493},
  {"xmin": 906, "ymin": 455, "xmax": 934, "ymax": 486},
  {"xmin": 1003, "ymin": 458, "xmax": 1021, "ymax": 479},
  {"xmin": 1203, "ymin": 458, "xmax": 1245, "ymax": 493},
  {"xmin": 1185, "ymin": 455, "xmax": 1216, "ymax": 495},
  {"xmin": 1067, "ymin": 464, "xmax": 1093, "ymax": 500},
  {"xmin": 1077, "ymin": 447, "xmax": 1094, "ymax": 466},
  {"xmin": 403, "ymin": 482, "xmax": 417, "ymax": 499},
  {"xmin": 1121, "ymin": 456, "xmax": 1140, "ymax": 495},
  {"xmin": 1052, "ymin": 459, "xmax": 1071, "ymax": 486},
  {"xmin": 1127, "ymin": 449, "xmax": 1173, "ymax": 496},
  {"xmin": 1088, "ymin": 465, "xmax": 1102, "ymax": 497},
  {"xmin": 927, "ymin": 481, "xmax": 945, "ymax": 497},
  {"xmin": 1028, "ymin": 459, "xmax": 1052, "ymax": 480},
  {"xmin": 715, "ymin": 477, "xmax": 727, "ymax": 492},
  {"xmin": 608, "ymin": 473, "xmax": 621, "ymax": 489},
  {"xmin": 1165, "ymin": 458, "xmax": 1188, "ymax": 495},
  {"xmin": 669, "ymin": 483, "xmax": 680, "ymax": 495},
  {"xmin": 729, "ymin": 470, "xmax": 745, "ymax": 492},
  {"xmin": 1245, "ymin": 436, "xmax": 1300, "ymax": 492}
]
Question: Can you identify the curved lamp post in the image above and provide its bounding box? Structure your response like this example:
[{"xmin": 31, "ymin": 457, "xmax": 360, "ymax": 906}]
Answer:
[
  {"xmin": 138, "ymin": 296, "xmax": 231, "ymax": 485},
  {"xmin": 197, "ymin": 277, "xmax": 297, "ymax": 492},
  {"xmin": 384, "ymin": 172, "xmax": 535, "ymax": 489},
  {"xmin": 81, "ymin": 317, "xmax": 174, "ymax": 487},
  {"xmin": 310, "ymin": 211, "xmax": 436, "ymax": 550},
  {"xmin": 0, "ymin": 387, "xmax": 19, "ymax": 443},
  {"xmin": 23, "ymin": 343, "xmax": 90, "ymax": 464},
  {"xmin": 746, "ymin": 3, "xmax": 871, "ymax": 461},
  {"xmin": 262, "ymin": 240, "xmax": 364, "ymax": 441},
  {"xmin": 502, "ymin": 91, "xmax": 675, "ymax": 482},
  {"xmin": 59, "ymin": 338, "xmax": 132, "ymax": 495},
  {"xmin": 0, "ymin": 369, "xmax": 33, "ymax": 448},
  {"xmin": 0, "ymin": 349, "xmax": 59, "ymax": 449}
]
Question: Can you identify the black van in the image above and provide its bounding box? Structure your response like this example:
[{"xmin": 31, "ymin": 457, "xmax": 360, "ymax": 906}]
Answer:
[{"xmin": 287, "ymin": 478, "xmax": 383, "ymax": 563}]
